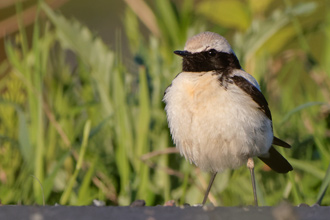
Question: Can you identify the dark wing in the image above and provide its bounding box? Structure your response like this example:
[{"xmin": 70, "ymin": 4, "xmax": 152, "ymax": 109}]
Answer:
[
  {"xmin": 231, "ymin": 75, "xmax": 272, "ymax": 120},
  {"xmin": 231, "ymin": 75, "xmax": 292, "ymax": 173},
  {"xmin": 258, "ymin": 147, "xmax": 293, "ymax": 173},
  {"xmin": 273, "ymin": 136, "xmax": 291, "ymax": 148}
]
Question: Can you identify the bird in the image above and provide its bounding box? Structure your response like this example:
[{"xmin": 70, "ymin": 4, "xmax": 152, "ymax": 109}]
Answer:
[{"xmin": 163, "ymin": 31, "xmax": 293, "ymax": 206}]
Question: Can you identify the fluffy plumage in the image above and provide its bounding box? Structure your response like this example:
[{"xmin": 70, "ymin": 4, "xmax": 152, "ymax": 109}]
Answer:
[{"xmin": 163, "ymin": 31, "xmax": 292, "ymax": 173}]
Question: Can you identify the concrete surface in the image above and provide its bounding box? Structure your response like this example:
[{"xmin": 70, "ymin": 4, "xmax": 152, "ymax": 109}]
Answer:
[{"xmin": 0, "ymin": 205, "xmax": 329, "ymax": 220}]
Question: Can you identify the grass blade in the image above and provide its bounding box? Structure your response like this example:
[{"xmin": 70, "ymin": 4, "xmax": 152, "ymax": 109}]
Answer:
[
  {"xmin": 316, "ymin": 164, "xmax": 330, "ymax": 205},
  {"xmin": 280, "ymin": 102, "xmax": 326, "ymax": 125},
  {"xmin": 60, "ymin": 120, "xmax": 91, "ymax": 205}
]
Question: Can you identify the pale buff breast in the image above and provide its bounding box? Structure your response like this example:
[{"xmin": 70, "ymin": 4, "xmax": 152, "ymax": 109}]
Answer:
[{"xmin": 163, "ymin": 71, "xmax": 273, "ymax": 172}]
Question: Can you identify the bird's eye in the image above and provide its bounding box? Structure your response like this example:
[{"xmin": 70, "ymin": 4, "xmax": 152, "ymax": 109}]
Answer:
[{"xmin": 208, "ymin": 49, "xmax": 217, "ymax": 56}]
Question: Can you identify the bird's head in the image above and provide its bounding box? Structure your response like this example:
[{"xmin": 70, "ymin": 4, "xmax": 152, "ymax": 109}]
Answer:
[{"xmin": 174, "ymin": 32, "xmax": 240, "ymax": 73}]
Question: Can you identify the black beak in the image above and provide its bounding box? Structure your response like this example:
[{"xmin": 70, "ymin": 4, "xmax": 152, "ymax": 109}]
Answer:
[{"xmin": 174, "ymin": 50, "xmax": 190, "ymax": 57}]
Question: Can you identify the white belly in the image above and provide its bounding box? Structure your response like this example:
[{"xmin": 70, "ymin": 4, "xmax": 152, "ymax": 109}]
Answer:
[{"xmin": 163, "ymin": 71, "xmax": 273, "ymax": 172}]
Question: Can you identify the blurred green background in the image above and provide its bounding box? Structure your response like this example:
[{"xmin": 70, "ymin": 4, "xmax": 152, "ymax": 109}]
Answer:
[{"xmin": 0, "ymin": 0, "xmax": 329, "ymax": 206}]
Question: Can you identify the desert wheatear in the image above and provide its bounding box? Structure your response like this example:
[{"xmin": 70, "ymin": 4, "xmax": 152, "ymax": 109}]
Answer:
[{"xmin": 163, "ymin": 31, "xmax": 293, "ymax": 206}]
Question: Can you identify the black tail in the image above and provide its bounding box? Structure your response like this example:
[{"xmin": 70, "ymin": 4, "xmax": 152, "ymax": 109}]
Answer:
[{"xmin": 258, "ymin": 146, "xmax": 293, "ymax": 173}]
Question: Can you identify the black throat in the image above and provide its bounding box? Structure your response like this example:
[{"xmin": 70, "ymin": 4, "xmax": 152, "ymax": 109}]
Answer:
[{"xmin": 182, "ymin": 51, "xmax": 241, "ymax": 74}]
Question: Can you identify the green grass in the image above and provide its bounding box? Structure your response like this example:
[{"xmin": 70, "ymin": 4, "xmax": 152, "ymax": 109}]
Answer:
[{"xmin": 0, "ymin": 0, "xmax": 329, "ymax": 206}]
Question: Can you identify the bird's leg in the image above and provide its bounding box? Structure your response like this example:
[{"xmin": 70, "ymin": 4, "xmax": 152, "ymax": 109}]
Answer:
[
  {"xmin": 247, "ymin": 157, "xmax": 258, "ymax": 206},
  {"xmin": 202, "ymin": 172, "xmax": 217, "ymax": 205}
]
